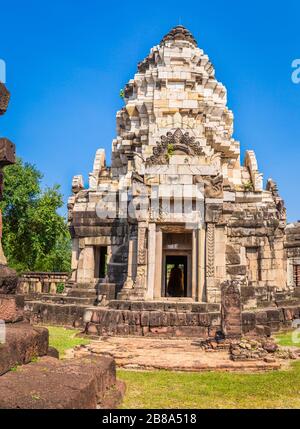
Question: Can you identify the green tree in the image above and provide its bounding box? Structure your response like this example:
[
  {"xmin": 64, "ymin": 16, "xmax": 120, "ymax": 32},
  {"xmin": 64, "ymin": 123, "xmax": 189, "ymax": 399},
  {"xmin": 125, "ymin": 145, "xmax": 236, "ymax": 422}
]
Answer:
[{"xmin": 0, "ymin": 158, "xmax": 71, "ymax": 273}]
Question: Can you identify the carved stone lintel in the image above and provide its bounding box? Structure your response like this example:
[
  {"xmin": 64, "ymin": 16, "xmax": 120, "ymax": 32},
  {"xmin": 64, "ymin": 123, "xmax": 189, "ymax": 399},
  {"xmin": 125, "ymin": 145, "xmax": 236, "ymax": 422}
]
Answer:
[{"xmin": 146, "ymin": 129, "xmax": 204, "ymax": 166}]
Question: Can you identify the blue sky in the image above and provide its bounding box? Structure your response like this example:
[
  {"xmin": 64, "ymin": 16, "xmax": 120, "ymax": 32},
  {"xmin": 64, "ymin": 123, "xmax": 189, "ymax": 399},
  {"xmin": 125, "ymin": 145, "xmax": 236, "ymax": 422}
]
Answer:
[{"xmin": 1, "ymin": 0, "xmax": 300, "ymax": 221}]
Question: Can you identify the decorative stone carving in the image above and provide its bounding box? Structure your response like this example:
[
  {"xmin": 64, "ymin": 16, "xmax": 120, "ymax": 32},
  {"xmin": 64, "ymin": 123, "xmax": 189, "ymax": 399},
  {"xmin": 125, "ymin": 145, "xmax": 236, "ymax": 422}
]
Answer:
[
  {"xmin": 137, "ymin": 227, "xmax": 147, "ymax": 265},
  {"xmin": 203, "ymin": 174, "xmax": 224, "ymax": 199},
  {"xmin": 206, "ymin": 223, "xmax": 215, "ymax": 278},
  {"xmin": 266, "ymin": 178, "xmax": 279, "ymax": 197},
  {"xmin": 221, "ymin": 281, "xmax": 242, "ymax": 338},
  {"xmin": 146, "ymin": 129, "xmax": 204, "ymax": 167},
  {"xmin": 134, "ymin": 266, "xmax": 146, "ymax": 290},
  {"xmin": 72, "ymin": 175, "xmax": 84, "ymax": 194}
]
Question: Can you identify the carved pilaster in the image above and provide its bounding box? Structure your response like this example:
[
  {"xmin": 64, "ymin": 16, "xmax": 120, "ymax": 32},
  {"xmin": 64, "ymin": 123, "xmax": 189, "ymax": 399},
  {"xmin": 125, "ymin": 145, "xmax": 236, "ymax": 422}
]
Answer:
[
  {"xmin": 137, "ymin": 226, "xmax": 147, "ymax": 265},
  {"xmin": 206, "ymin": 223, "xmax": 215, "ymax": 278}
]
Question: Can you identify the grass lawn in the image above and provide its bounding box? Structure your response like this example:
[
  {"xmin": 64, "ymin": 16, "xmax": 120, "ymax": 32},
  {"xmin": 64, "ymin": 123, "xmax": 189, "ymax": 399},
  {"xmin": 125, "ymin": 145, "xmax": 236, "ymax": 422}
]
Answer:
[
  {"xmin": 118, "ymin": 363, "xmax": 300, "ymax": 409},
  {"xmin": 47, "ymin": 326, "xmax": 90, "ymax": 358},
  {"xmin": 274, "ymin": 331, "xmax": 300, "ymax": 347},
  {"xmin": 46, "ymin": 327, "xmax": 300, "ymax": 408},
  {"xmin": 118, "ymin": 332, "xmax": 300, "ymax": 409}
]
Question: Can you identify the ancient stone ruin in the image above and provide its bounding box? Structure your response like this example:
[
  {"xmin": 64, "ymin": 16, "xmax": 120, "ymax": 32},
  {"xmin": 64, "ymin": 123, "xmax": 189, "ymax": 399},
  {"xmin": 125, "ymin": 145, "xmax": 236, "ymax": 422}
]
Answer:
[{"xmin": 24, "ymin": 26, "xmax": 300, "ymax": 339}]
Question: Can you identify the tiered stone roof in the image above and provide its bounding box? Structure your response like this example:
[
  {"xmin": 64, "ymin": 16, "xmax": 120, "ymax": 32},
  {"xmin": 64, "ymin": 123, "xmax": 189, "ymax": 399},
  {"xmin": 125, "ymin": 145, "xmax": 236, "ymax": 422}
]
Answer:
[{"xmin": 160, "ymin": 25, "xmax": 198, "ymax": 47}]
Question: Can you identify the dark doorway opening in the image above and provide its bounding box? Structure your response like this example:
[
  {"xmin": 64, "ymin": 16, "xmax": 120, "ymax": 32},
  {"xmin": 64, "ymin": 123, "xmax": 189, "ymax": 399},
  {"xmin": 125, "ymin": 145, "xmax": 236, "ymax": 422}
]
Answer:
[
  {"xmin": 98, "ymin": 246, "xmax": 108, "ymax": 279},
  {"xmin": 165, "ymin": 255, "xmax": 188, "ymax": 298}
]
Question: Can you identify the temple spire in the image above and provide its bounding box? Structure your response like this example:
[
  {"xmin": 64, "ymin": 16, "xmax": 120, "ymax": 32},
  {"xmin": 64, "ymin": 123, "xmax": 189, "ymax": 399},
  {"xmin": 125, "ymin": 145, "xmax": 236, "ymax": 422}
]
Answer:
[{"xmin": 160, "ymin": 25, "xmax": 198, "ymax": 47}]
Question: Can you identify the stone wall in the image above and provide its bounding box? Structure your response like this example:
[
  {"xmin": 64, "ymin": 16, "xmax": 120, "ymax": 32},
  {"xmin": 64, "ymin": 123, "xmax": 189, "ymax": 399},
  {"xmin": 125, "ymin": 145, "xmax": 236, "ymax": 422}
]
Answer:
[
  {"xmin": 18, "ymin": 272, "xmax": 70, "ymax": 296},
  {"xmin": 84, "ymin": 301, "xmax": 222, "ymax": 338}
]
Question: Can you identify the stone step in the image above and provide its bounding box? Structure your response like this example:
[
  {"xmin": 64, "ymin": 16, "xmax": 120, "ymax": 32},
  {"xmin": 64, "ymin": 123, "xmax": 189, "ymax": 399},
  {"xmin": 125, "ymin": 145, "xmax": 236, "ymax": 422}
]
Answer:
[
  {"xmin": 68, "ymin": 282, "xmax": 95, "ymax": 289},
  {"xmin": 67, "ymin": 288, "xmax": 97, "ymax": 298},
  {"xmin": 108, "ymin": 300, "xmax": 221, "ymax": 313},
  {"xmin": 39, "ymin": 294, "xmax": 97, "ymax": 306},
  {"xmin": 0, "ymin": 356, "xmax": 124, "ymax": 409}
]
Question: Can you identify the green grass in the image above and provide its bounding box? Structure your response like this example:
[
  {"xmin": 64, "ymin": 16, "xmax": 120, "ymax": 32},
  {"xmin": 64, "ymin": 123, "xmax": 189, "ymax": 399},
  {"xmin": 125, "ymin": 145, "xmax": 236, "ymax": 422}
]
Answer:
[
  {"xmin": 45, "ymin": 327, "xmax": 300, "ymax": 408},
  {"xmin": 118, "ymin": 363, "xmax": 300, "ymax": 409},
  {"xmin": 274, "ymin": 331, "xmax": 300, "ymax": 347},
  {"xmin": 47, "ymin": 326, "xmax": 90, "ymax": 358}
]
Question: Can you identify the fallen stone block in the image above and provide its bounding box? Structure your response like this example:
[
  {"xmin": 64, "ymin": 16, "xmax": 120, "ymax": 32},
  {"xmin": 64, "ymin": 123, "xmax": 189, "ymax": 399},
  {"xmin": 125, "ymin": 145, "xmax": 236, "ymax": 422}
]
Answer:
[
  {"xmin": 0, "ymin": 355, "xmax": 124, "ymax": 409},
  {"xmin": 0, "ymin": 322, "xmax": 48, "ymax": 376}
]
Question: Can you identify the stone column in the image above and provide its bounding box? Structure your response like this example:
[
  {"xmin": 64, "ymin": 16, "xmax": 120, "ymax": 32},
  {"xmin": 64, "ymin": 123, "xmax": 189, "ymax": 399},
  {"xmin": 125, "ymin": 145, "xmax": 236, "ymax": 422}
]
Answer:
[
  {"xmin": 221, "ymin": 280, "xmax": 242, "ymax": 338},
  {"xmin": 206, "ymin": 223, "xmax": 216, "ymax": 303},
  {"xmin": 192, "ymin": 229, "xmax": 197, "ymax": 300},
  {"xmin": 197, "ymin": 227, "xmax": 206, "ymax": 302},
  {"xmin": 146, "ymin": 223, "xmax": 156, "ymax": 300},
  {"xmin": 77, "ymin": 246, "xmax": 95, "ymax": 284},
  {"xmin": 154, "ymin": 228, "xmax": 163, "ymax": 299},
  {"xmin": 71, "ymin": 238, "xmax": 79, "ymax": 282},
  {"xmin": 287, "ymin": 257, "xmax": 295, "ymax": 289},
  {"xmin": 123, "ymin": 228, "xmax": 137, "ymax": 291}
]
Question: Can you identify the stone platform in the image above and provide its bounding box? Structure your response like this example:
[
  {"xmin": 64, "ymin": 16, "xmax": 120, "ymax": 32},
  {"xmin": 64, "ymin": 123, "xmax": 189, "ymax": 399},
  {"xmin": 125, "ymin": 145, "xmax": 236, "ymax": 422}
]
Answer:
[
  {"xmin": 0, "ymin": 323, "xmax": 49, "ymax": 375},
  {"xmin": 25, "ymin": 300, "xmax": 88, "ymax": 327},
  {"xmin": 84, "ymin": 301, "xmax": 222, "ymax": 338},
  {"xmin": 0, "ymin": 355, "xmax": 124, "ymax": 409},
  {"xmin": 68, "ymin": 337, "xmax": 281, "ymax": 372}
]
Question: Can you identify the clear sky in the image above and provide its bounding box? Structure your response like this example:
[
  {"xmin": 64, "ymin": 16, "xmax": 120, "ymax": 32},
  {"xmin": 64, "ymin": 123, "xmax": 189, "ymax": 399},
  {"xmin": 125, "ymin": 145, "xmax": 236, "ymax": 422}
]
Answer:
[{"xmin": 1, "ymin": 0, "xmax": 300, "ymax": 221}]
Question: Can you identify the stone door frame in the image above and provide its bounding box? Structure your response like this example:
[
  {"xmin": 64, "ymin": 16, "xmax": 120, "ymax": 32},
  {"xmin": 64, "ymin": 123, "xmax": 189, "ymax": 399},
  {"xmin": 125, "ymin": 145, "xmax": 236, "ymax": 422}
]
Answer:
[{"xmin": 147, "ymin": 224, "xmax": 206, "ymax": 302}]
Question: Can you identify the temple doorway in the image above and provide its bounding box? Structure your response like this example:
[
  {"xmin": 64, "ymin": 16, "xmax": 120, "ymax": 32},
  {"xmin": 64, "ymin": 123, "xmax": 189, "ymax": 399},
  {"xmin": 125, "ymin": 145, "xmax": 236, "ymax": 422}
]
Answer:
[
  {"xmin": 94, "ymin": 246, "xmax": 108, "ymax": 279},
  {"xmin": 165, "ymin": 255, "xmax": 188, "ymax": 297},
  {"xmin": 161, "ymin": 231, "xmax": 193, "ymax": 298}
]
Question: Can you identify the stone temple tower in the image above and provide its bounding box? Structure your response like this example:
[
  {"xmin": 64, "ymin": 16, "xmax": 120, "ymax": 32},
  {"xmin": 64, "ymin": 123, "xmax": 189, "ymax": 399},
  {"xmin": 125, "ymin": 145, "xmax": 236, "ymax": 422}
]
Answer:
[{"xmin": 68, "ymin": 26, "xmax": 287, "ymax": 310}]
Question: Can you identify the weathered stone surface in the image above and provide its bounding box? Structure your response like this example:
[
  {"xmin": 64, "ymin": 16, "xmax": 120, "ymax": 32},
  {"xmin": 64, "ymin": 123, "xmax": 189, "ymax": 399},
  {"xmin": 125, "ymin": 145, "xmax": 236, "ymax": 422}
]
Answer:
[
  {"xmin": 0, "ymin": 356, "xmax": 124, "ymax": 409},
  {"xmin": 0, "ymin": 295, "xmax": 24, "ymax": 323},
  {"xmin": 70, "ymin": 336, "xmax": 281, "ymax": 372},
  {"xmin": 0, "ymin": 265, "xmax": 18, "ymax": 295},
  {"xmin": 63, "ymin": 24, "xmax": 288, "ymax": 314},
  {"xmin": 221, "ymin": 281, "xmax": 242, "ymax": 338},
  {"xmin": 21, "ymin": 26, "xmax": 298, "ymax": 341},
  {"xmin": 24, "ymin": 301, "xmax": 86, "ymax": 327},
  {"xmin": 0, "ymin": 323, "xmax": 49, "ymax": 376}
]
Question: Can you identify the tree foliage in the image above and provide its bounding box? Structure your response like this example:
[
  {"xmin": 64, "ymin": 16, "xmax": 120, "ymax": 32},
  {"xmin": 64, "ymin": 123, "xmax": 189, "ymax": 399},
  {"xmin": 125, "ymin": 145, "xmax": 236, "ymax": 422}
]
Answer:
[{"xmin": 0, "ymin": 158, "xmax": 71, "ymax": 273}]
